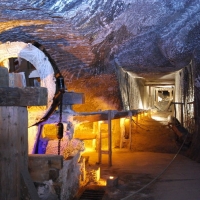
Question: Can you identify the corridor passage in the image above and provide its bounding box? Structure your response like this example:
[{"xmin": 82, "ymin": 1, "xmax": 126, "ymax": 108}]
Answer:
[{"xmin": 80, "ymin": 111, "xmax": 200, "ymax": 200}]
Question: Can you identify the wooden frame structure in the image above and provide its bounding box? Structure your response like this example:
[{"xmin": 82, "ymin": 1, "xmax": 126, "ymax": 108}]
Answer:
[
  {"xmin": 0, "ymin": 67, "xmax": 47, "ymax": 199},
  {"xmin": 74, "ymin": 109, "xmax": 146, "ymax": 166}
]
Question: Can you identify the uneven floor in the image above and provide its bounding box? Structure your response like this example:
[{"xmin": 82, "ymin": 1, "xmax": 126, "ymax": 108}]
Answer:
[
  {"xmin": 129, "ymin": 110, "xmax": 178, "ymax": 153},
  {"xmin": 78, "ymin": 111, "xmax": 200, "ymax": 200}
]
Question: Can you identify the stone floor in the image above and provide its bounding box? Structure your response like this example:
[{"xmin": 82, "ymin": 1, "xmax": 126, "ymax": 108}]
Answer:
[
  {"xmin": 81, "ymin": 150, "xmax": 200, "ymax": 200},
  {"xmin": 79, "ymin": 111, "xmax": 200, "ymax": 200}
]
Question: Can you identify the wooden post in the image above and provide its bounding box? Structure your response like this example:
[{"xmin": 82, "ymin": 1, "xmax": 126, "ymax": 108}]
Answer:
[
  {"xmin": 97, "ymin": 110, "xmax": 112, "ymax": 166},
  {"xmin": 98, "ymin": 121, "xmax": 102, "ymax": 164},
  {"xmin": 174, "ymin": 103, "xmax": 176, "ymax": 119},
  {"xmin": 136, "ymin": 114, "xmax": 138, "ymax": 131},
  {"xmin": 128, "ymin": 112, "xmax": 132, "ymax": 150},
  {"xmin": 120, "ymin": 118, "xmax": 125, "ymax": 148},
  {"xmin": 0, "ymin": 107, "xmax": 24, "ymax": 199},
  {"xmin": 0, "ymin": 67, "xmax": 47, "ymax": 200},
  {"xmin": 172, "ymin": 102, "xmax": 184, "ymax": 125},
  {"xmin": 0, "ymin": 67, "xmax": 9, "ymax": 86},
  {"xmin": 155, "ymin": 88, "xmax": 158, "ymax": 103},
  {"xmin": 108, "ymin": 110, "xmax": 112, "ymax": 167},
  {"xmin": 181, "ymin": 103, "xmax": 184, "ymax": 126},
  {"xmin": 148, "ymin": 86, "xmax": 151, "ymax": 108}
]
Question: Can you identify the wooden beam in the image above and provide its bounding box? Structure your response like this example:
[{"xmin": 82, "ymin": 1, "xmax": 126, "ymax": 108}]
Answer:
[
  {"xmin": 0, "ymin": 106, "xmax": 40, "ymax": 200},
  {"xmin": 0, "ymin": 87, "xmax": 47, "ymax": 106},
  {"xmin": 0, "ymin": 107, "xmax": 22, "ymax": 199},
  {"xmin": 0, "ymin": 86, "xmax": 47, "ymax": 199},
  {"xmin": 129, "ymin": 113, "xmax": 132, "ymax": 150},
  {"xmin": 145, "ymin": 80, "xmax": 175, "ymax": 86},
  {"xmin": 74, "ymin": 110, "xmax": 141, "ymax": 122},
  {"xmin": 113, "ymin": 110, "xmax": 138, "ymax": 119},
  {"xmin": 172, "ymin": 102, "xmax": 184, "ymax": 104},
  {"xmin": 20, "ymin": 169, "xmax": 40, "ymax": 200},
  {"xmin": 74, "ymin": 113, "xmax": 108, "ymax": 122},
  {"xmin": 108, "ymin": 110, "xmax": 112, "ymax": 166},
  {"xmin": 0, "ymin": 67, "xmax": 9, "ymax": 87}
]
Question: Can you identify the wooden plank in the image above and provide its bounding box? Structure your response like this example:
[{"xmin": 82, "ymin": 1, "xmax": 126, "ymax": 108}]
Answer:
[
  {"xmin": 129, "ymin": 114, "xmax": 132, "ymax": 150},
  {"xmin": 74, "ymin": 110, "xmax": 140, "ymax": 122},
  {"xmin": 113, "ymin": 110, "xmax": 139, "ymax": 119},
  {"xmin": 98, "ymin": 121, "xmax": 101, "ymax": 164},
  {"xmin": 120, "ymin": 118, "xmax": 125, "ymax": 148},
  {"xmin": 145, "ymin": 80, "xmax": 175, "ymax": 86},
  {"xmin": 20, "ymin": 169, "xmax": 40, "ymax": 200},
  {"xmin": 17, "ymin": 107, "xmax": 39, "ymax": 200},
  {"xmin": 97, "ymin": 111, "xmax": 112, "ymax": 166},
  {"xmin": 0, "ymin": 107, "xmax": 40, "ymax": 199},
  {"xmin": 0, "ymin": 67, "xmax": 9, "ymax": 86},
  {"xmin": 62, "ymin": 92, "xmax": 84, "ymax": 105},
  {"xmin": 18, "ymin": 106, "xmax": 28, "ymax": 168},
  {"xmin": 74, "ymin": 114, "xmax": 108, "ymax": 122},
  {"xmin": 0, "ymin": 87, "xmax": 47, "ymax": 106},
  {"xmin": 0, "ymin": 107, "xmax": 25, "ymax": 199},
  {"xmin": 181, "ymin": 103, "xmax": 183, "ymax": 125},
  {"xmin": 108, "ymin": 110, "xmax": 112, "ymax": 167}
]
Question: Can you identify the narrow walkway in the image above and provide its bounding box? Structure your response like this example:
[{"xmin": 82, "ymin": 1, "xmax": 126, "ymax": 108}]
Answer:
[
  {"xmin": 80, "ymin": 111, "xmax": 200, "ymax": 200},
  {"xmin": 130, "ymin": 111, "xmax": 178, "ymax": 153}
]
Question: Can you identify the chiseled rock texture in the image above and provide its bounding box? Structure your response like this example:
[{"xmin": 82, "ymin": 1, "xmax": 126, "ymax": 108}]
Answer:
[{"xmin": 0, "ymin": 0, "xmax": 200, "ymax": 110}]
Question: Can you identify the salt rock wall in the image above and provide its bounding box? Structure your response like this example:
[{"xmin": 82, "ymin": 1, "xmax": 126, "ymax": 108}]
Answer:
[
  {"xmin": 174, "ymin": 63, "xmax": 194, "ymax": 124},
  {"xmin": 0, "ymin": 1, "xmax": 200, "ymax": 111},
  {"xmin": 116, "ymin": 62, "xmax": 145, "ymax": 110},
  {"xmin": 29, "ymin": 153, "xmax": 85, "ymax": 200}
]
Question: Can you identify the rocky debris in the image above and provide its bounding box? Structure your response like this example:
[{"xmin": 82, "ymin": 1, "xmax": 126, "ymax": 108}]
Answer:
[{"xmin": 34, "ymin": 180, "xmax": 59, "ymax": 200}]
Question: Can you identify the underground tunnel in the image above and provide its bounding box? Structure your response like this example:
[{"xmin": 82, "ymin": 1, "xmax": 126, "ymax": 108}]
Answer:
[{"xmin": 0, "ymin": 0, "xmax": 200, "ymax": 200}]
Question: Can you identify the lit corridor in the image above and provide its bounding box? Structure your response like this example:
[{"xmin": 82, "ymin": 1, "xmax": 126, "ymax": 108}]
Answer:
[{"xmin": 78, "ymin": 111, "xmax": 200, "ymax": 200}]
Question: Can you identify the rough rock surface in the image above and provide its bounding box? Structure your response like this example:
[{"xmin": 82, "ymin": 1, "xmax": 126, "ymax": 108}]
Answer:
[{"xmin": 0, "ymin": 0, "xmax": 199, "ymax": 110}]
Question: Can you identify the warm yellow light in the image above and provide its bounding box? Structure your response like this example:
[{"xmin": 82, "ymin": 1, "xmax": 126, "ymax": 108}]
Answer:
[
  {"xmin": 109, "ymin": 176, "xmax": 114, "ymax": 179},
  {"xmin": 0, "ymin": 20, "xmax": 51, "ymax": 34},
  {"xmin": 124, "ymin": 118, "xmax": 129, "ymax": 125},
  {"xmin": 84, "ymin": 147, "xmax": 95, "ymax": 152},
  {"xmin": 151, "ymin": 116, "xmax": 165, "ymax": 121},
  {"xmin": 98, "ymin": 179, "xmax": 107, "ymax": 186}
]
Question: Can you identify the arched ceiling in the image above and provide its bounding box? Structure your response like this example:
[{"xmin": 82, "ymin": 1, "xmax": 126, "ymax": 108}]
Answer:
[{"xmin": 0, "ymin": 0, "xmax": 199, "ymax": 110}]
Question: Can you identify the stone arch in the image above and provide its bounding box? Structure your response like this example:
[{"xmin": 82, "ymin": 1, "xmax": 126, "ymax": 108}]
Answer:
[
  {"xmin": 0, "ymin": 41, "xmax": 59, "ymax": 153},
  {"xmin": 0, "ymin": 41, "xmax": 56, "ymax": 108}
]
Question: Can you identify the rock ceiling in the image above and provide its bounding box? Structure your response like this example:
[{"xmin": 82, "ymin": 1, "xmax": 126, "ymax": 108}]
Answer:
[{"xmin": 0, "ymin": 0, "xmax": 199, "ymax": 83}]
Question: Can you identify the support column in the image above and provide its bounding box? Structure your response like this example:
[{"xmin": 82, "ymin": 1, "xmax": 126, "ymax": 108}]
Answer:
[
  {"xmin": 108, "ymin": 110, "xmax": 112, "ymax": 167},
  {"xmin": 0, "ymin": 73, "xmax": 47, "ymax": 199},
  {"xmin": 0, "ymin": 107, "xmax": 26, "ymax": 199}
]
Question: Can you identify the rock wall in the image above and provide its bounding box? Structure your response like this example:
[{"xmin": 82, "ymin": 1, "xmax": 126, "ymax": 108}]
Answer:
[
  {"xmin": 174, "ymin": 62, "xmax": 194, "ymax": 126},
  {"xmin": 1, "ymin": 1, "xmax": 200, "ymax": 112},
  {"xmin": 29, "ymin": 153, "xmax": 86, "ymax": 200},
  {"xmin": 187, "ymin": 49, "xmax": 200, "ymax": 161},
  {"xmin": 115, "ymin": 61, "xmax": 145, "ymax": 110}
]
